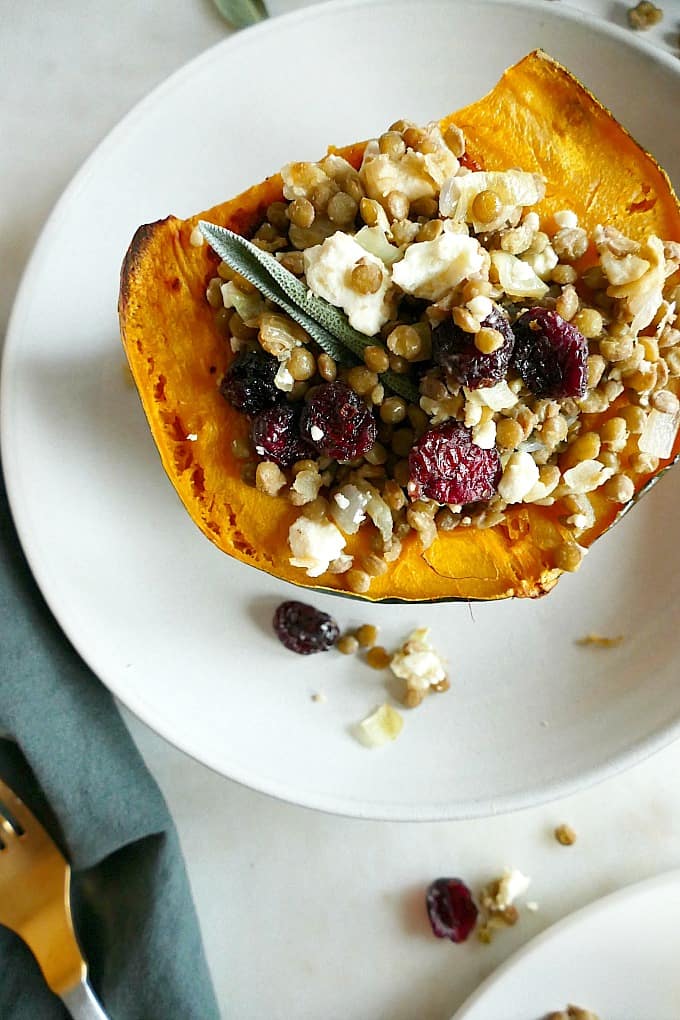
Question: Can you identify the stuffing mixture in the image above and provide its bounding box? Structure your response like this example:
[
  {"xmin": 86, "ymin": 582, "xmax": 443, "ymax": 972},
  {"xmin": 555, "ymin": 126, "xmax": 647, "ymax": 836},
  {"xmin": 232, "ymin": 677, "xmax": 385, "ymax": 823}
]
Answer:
[{"xmin": 207, "ymin": 116, "xmax": 680, "ymax": 595}]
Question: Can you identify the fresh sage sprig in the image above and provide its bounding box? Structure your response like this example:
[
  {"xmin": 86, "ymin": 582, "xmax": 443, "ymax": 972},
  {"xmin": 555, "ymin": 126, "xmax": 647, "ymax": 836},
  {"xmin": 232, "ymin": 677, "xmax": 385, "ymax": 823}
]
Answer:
[
  {"xmin": 199, "ymin": 221, "xmax": 420, "ymax": 404},
  {"xmin": 212, "ymin": 0, "xmax": 267, "ymax": 30}
]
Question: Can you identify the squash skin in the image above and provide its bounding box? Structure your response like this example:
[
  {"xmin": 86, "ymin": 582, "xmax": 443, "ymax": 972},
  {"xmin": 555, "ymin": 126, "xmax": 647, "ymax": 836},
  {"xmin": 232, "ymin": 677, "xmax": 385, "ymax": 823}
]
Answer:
[{"xmin": 119, "ymin": 51, "xmax": 680, "ymax": 603}]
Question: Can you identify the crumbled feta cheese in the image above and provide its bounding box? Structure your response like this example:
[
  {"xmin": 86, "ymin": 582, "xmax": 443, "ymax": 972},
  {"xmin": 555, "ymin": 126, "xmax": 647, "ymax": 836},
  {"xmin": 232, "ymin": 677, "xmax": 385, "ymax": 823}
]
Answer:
[
  {"xmin": 466, "ymin": 295, "xmax": 493, "ymax": 321},
  {"xmin": 281, "ymin": 160, "xmax": 328, "ymax": 200},
  {"xmin": 390, "ymin": 627, "xmax": 447, "ymax": 694},
  {"xmin": 521, "ymin": 243, "xmax": 558, "ymax": 280},
  {"xmin": 490, "ymin": 251, "xmax": 549, "ymax": 299},
  {"xmin": 304, "ymin": 232, "xmax": 393, "ymax": 336},
  {"xmin": 464, "ymin": 393, "xmax": 484, "ymax": 427},
  {"xmin": 288, "ymin": 517, "xmax": 346, "ymax": 577},
  {"xmin": 186, "ymin": 433, "xmax": 198, "ymax": 442},
  {"xmin": 472, "ymin": 419, "xmax": 497, "ymax": 449},
  {"xmin": 498, "ymin": 451, "xmax": 540, "ymax": 503},
  {"xmin": 495, "ymin": 868, "xmax": 531, "ymax": 910},
  {"xmin": 310, "ymin": 425, "xmax": 324, "ymax": 442},
  {"xmin": 553, "ymin": 209, "xmax": 578, "ymax": 229},
  {"xmin": 189, "ymin": 225, "xmax": 205, "ymax": 246},
  {"xmin": 356, "ymin": 703, "xmax": 404, "ymax": 748},
  {"xmin": 274, "ymin": 361, "xmax": 294, "ymax": 392},
  {"xmin": 391, "ymin": 232, "xmax": 485, "ymax": 302},
  {"xmin": 362, "ymin": 148, "xmax": 453, "ymax": 205}
]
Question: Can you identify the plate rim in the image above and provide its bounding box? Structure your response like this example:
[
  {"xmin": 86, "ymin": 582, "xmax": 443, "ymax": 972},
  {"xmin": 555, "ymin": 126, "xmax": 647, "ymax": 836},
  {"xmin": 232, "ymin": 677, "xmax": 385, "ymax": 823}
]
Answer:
[
  {"xmin": 3, "ymin": 0, "xmax": 680, "ymax": 821},
  {"xmin": 451, "ymin": 868, "xmax": 680, "ymax": 1018}
]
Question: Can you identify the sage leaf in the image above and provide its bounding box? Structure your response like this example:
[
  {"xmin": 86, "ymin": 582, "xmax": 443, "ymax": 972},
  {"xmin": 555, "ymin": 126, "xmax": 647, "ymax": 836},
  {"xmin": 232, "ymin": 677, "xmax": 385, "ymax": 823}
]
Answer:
[
  {"xmin": 199, "ymin": 221, "xmax": 419, "ymax": 403},
  {"xmin": 212, "ymin": 0, "xmax": 267, "ymax": 30}
]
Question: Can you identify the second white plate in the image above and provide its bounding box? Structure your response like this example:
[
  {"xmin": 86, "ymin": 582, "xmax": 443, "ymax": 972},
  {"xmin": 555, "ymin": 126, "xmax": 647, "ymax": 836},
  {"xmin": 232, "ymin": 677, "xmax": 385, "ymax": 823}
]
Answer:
[{"xmin": 453, "ymin": 870, "xmax": 680, "ymax": 1020}]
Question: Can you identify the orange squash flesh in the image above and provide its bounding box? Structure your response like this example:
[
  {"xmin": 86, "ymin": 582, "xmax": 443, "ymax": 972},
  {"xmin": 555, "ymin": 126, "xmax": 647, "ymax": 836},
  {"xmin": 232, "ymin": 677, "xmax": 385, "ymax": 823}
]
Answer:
[{"xmin": 119, "ymin": 51, "xmax": 680, "ymax": 603}]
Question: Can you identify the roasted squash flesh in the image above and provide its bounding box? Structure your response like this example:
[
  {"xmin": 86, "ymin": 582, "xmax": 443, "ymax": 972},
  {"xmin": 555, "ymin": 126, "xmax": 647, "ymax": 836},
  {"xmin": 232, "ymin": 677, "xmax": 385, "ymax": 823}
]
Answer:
[{"xmin": 119, "ymin": 51, "xmax": 680, "ymax": 603}]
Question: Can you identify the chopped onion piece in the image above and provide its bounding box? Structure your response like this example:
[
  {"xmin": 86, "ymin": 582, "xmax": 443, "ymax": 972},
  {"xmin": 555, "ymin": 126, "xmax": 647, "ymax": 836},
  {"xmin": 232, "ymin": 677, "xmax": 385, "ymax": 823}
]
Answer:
[
  {"xmin": 490, "ymin": 251, "xmax": 549, "ymax": 299},
  {"xmin": 354, "ymin": 225, "xmax": 402, "ymax": 266},
  {"xmin": 356, "ymin": 704, "xmax": 404, "ymax": 747},
  {"xmin": 220, "ymin": 281, "xmax": 265, "ymax": 326},
  {"xmin": 638, "ymin": 407, "xmax": 680, "ymax": 458}
]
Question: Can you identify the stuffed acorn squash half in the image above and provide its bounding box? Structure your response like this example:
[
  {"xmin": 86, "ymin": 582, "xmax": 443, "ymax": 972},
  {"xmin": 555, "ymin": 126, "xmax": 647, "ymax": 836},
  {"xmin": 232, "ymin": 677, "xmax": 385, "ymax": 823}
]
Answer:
[{"xmin": 119, "ymin": 51, "xmax": 680, "ymax": 603}]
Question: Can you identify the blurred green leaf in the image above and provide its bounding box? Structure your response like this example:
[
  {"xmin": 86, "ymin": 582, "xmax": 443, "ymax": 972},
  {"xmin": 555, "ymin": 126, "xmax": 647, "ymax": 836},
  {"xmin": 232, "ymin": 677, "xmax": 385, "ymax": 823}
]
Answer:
[{"xmin": 212, "ymin": 0, "xmax": 268, "ymax": 29}]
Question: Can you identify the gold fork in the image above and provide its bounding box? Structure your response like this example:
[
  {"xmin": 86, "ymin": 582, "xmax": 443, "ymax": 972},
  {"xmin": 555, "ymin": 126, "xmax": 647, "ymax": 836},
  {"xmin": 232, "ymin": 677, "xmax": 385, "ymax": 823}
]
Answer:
[{"xmin": 0, "ymin": 777, "xmax": 109, "ymax": 1019}]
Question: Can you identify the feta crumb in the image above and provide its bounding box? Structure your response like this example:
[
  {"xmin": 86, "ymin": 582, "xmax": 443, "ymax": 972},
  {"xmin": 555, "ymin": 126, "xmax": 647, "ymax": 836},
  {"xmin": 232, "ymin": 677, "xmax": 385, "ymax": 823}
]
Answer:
[
  {"xmin": 553, "ymin": 209, "xmax": 578, "ymax": 229},
  {"xmin": 498, "ymin": 451, "xmax": 540, "ymax": 503},
  {"xmin": 304, "ymin": 233, "xmax": 393, "ymax": 336},
  {"xmin": 391, "ymin": 232, "xmax": 485, "ymax": 302},
  {"xmin": 288, "ymin": 516, "xmax": 346, "ymax": 578},
  {"xmin": 522, "ymin": 243, "xmax": 558, "ymax": 280},
  {"xmin": 466, "ymin": 294, "xmax": 493, "ymax": 320},
  {"xmin": 472, "ymin": 419, "xmax": 497, "ymax": 449},
  {"xmin": 390, "ymin": 627, "xmax": 446, "ymax": 695},
  {"xmin": 310, "ymin": 425, "xmax": 325, "ymax": 442},
  {"xmin": 186, "ymin": 433, "xmax": 198, "ymax": 442},
  {"xmin": 495, "ymin": 868, "xmax": 531, "ymax": 910}
]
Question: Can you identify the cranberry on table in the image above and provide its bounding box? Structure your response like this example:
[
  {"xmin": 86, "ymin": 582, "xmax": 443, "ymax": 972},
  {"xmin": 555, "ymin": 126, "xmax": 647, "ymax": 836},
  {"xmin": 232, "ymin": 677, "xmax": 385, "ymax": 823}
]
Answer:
[
  {"xmin": 426, "ymin": 878, "xmax": 479, "ymax": 943},
  {"xmin": 512, "ymin": 307, "xmax": 588, "ymax": 399},
  {"xmin": 432, "ymin": 308, "xmax": 515, "ymax": 389},
  {"xmin": 219, "ymin": 349, "xmax": 281, "ymax": 415},
  {"xmin": 251, "ymin": 404, "xmax": 310, "ymax": 468},
  {"xmin": 273, "ymin": 601, "xmax": 340, "ymax": 655},
  {"xmin": 300, "ymin": 380, "xmax": 377, "ymax": 461},
  {"xmin": 408, "ymin": 422, "xmax": 501, "ymax": 504}
]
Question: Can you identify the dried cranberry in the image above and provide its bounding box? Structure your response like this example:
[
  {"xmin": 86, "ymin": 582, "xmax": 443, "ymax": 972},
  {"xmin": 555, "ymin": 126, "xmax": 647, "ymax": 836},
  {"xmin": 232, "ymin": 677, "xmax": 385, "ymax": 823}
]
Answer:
[
  {"xmin": 300, "ymin": 381, "xmax": 377, "ymax": 462},
  {"xmin": 409, "ymin": 422, "xmax": 501, "ymax": 504},
  {"xmin": 512, "ymin": 307, "xmax": 588, "ymax": 398},
  {"xmin": 432, "ymin": 308, "xmax": 515, "ymax": 389},
  {"xmin": 251, "ymin": 404, "xmax": 311, "ymax": 468},
  {"xmin": 426, "ymin": 878, "xmax": 479, "ymax": 943},
  {"xmin": 273, "ymin": 601, "xmax": 340, "ymax": 655},
  {"xmin": 219, "ymin": 349, "xmax": 281, "ymax": 415}
]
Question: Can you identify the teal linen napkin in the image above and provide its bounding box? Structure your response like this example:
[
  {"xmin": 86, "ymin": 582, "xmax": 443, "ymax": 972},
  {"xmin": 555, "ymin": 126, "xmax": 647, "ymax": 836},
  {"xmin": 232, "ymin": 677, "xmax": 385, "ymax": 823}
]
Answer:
[{"xmin": 0, "ymin": 473, "xmax": 220, "ymax": 1020}]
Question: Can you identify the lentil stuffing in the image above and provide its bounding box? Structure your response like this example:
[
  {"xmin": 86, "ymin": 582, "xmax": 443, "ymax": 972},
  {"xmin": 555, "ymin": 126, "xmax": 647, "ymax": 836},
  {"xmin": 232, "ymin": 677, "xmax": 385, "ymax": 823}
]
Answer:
[{"xmin": 207, "ymin": 115, "xmax": 680, "ymax": 594}]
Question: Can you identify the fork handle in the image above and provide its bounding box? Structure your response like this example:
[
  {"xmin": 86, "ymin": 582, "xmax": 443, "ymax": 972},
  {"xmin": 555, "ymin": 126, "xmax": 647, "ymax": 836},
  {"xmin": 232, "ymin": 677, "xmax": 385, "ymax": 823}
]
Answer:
[{"xmin": 60, "ymin": 979, "xmax": 110, "ymax": 1020}]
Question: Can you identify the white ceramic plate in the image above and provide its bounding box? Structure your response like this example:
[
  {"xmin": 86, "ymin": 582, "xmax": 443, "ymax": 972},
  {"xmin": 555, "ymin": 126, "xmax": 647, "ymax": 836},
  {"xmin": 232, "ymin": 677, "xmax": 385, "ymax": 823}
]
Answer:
[
  {"xmin": 3, "ymin": 0, "xmax": 680, "ymax": 821},
  {"xmin": 452, "ymin": 870, "xmax": 680, "ymax": 1019}
]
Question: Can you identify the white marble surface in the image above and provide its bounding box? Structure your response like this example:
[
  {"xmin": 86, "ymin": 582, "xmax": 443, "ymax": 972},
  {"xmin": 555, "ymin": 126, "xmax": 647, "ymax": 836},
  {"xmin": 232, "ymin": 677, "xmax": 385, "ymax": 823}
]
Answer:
[{"xmin": 2, "ymin": 2, "xmax": 680, "ymax": 1018}]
